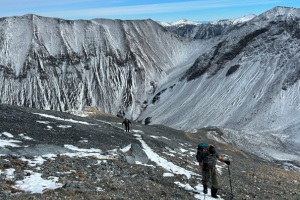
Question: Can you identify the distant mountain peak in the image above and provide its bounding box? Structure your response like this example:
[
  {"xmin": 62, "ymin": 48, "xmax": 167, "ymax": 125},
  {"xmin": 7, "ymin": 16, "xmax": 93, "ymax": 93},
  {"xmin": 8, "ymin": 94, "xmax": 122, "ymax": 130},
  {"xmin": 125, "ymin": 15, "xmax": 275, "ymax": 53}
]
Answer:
[
  {"xmin": 211, "ymin": 14, "xmax": 256, "ymax": 25},
  {"xmin": 172, "ymin": 19, "xmax": 200, "ymax": 26},
  {"xmin": 159, "ymin": 19, "xmax": 200, "ymax": 27},
  {"xmin": 259, "ymin": 6, "xmax": 300, "ymax": 19}
]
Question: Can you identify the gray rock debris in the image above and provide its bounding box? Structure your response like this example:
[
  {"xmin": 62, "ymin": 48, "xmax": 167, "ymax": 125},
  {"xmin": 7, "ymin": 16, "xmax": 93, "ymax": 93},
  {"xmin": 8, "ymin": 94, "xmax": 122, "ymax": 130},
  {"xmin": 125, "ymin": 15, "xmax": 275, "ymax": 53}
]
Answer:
[{"xmin": 125, "ymin": 143, "xmax": 149, "ymax": 164}]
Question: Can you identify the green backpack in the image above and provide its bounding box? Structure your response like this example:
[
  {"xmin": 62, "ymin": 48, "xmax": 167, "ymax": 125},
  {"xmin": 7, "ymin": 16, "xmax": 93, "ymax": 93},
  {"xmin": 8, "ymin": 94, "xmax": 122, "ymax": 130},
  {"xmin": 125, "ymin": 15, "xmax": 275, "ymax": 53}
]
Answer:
[
  {"xmin": 196, "ymin": 143, "xmax": 208, "ymax": 163},
  {"xmin": 196, "ymin": 143, "xmax": 217, "ymax": 169}
]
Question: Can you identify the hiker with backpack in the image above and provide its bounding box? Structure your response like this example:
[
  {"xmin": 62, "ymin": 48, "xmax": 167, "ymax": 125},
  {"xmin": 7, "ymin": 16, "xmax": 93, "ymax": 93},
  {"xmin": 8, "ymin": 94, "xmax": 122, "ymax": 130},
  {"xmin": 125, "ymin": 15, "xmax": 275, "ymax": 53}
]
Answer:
[
  {"xmin": 122, "ymin": 118, "xmax": 131, "ymax": 132},
  {"xmin": 196, "ymin": 143, "xmax": 230, "ymax": 198}
]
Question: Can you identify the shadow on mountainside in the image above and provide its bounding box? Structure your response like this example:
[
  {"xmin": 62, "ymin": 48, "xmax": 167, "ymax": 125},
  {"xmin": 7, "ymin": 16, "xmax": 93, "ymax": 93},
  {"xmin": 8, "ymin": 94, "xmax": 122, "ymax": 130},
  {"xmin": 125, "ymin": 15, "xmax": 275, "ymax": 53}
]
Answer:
[{"xmin": 0, "ymin": 104, "xmax": 299, "ymax": 200}]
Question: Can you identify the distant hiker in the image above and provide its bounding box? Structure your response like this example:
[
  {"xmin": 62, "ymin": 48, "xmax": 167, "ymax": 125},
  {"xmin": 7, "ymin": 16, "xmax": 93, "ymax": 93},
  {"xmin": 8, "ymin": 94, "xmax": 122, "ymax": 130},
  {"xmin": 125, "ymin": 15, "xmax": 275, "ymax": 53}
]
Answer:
[
  {"xmin": 122, "ymin": 118, "xmax": 131, "ymax": 132},
  {"xmin": 196, "ymin": 143, "xmax": 230, "ymax": 198}
]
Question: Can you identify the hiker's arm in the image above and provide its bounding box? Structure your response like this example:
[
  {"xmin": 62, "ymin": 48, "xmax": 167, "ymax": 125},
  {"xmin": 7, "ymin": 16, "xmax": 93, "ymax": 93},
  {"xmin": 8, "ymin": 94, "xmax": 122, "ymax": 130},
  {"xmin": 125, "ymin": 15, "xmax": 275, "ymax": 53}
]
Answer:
[
  {"xmin": 218, "ymin": 156, "xmax": 224, "ymax": 162},
  {"xmin": 199, "ymin": 162, "xmax": 204, "ymax": 168},
  {"xmin": 218, "ymin": 156, "xmax": 230, "ymax": 165}
]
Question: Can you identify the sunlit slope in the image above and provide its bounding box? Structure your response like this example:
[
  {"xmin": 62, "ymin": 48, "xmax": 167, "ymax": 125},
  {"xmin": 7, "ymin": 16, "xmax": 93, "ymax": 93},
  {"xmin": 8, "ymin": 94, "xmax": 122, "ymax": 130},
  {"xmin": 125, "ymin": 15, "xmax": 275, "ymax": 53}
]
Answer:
[{"xmin": 139, "ymin": 7, "xmax": 300, "ymax": 158}]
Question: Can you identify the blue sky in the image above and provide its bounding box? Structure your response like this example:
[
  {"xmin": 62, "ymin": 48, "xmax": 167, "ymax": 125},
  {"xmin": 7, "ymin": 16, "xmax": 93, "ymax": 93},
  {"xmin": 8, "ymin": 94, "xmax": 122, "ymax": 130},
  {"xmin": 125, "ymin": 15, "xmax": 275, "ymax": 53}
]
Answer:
[{"xmin": 1, "ymin": 0, "xmax": 300, "ymax": 22}]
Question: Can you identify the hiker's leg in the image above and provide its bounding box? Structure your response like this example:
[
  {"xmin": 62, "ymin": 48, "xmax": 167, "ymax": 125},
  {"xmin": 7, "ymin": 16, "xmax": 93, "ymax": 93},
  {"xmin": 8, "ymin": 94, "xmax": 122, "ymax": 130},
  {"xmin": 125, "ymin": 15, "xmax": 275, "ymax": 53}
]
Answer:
[
  {"xmin": 202, "ymin": 170, "xmax": 208, "ymax": 185},
  {"xmin": 211, "ymin": 168, "xmax": 220, "ymax": 189},
  {"xmin": 202, "ymin": 169, "xmax": 210, "ymax": 194},
  {"xmin": 211, "ymin": 168, "xmax": 220, "ymax": 198},
  {"xmin": 203, "ymin": 184, "xmax": 208, "ymax": 194}
]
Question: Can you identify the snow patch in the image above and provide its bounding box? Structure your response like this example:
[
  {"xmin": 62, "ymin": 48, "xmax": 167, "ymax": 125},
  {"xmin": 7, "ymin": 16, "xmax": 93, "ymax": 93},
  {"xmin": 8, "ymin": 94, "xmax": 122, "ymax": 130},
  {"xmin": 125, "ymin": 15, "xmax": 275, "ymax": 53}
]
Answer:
[{"xmin": 13, "ymin": 170, "xmax": 63, "ymax": 194}]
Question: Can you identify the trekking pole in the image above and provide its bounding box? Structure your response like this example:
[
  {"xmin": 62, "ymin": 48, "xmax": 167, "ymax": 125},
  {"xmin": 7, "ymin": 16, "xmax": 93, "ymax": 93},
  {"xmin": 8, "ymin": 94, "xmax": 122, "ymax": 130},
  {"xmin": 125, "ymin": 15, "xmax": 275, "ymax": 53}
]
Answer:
[{"xmin": 227, "ymin": 165, "xmax": 234, "ymax": 199}]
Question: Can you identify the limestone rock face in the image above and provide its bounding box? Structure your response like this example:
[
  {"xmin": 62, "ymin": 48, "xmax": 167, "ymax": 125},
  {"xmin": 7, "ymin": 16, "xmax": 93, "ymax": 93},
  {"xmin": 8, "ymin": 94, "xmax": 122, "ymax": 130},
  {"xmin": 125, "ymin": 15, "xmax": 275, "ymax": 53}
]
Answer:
[{"xmin": 0, "ymin": 15, "xmax": 199, "ymax": 119}]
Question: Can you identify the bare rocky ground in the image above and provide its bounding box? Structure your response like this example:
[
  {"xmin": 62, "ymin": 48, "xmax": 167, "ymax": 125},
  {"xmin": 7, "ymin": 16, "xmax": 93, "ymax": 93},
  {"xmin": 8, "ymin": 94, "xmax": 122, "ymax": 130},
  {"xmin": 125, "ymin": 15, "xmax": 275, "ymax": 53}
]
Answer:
[{"xmin": 0, "ymin": 104, "xmax": 299, "ymax": 200}]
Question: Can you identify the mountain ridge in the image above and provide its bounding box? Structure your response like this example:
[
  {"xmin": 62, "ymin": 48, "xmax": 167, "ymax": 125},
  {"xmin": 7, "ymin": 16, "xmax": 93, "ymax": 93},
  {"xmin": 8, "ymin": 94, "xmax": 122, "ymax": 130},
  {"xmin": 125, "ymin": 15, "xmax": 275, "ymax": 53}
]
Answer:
[
  {"xmin": 138, "ymin": 6, "xmax": 300, "ymax": 168},
  {"xmin": 0, "ymin": 15, "xmax": 201, "ymax": 118}
]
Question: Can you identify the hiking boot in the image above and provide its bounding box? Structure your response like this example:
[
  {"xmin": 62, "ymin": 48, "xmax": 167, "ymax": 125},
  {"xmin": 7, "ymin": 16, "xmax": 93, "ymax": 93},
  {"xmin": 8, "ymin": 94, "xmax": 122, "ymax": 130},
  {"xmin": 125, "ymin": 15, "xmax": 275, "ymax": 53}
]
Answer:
[
  {"xmin": 211, "ymin": 187, "xmax": 218, "ymax": 198},
  {"xmin": 203, "ymin": 185, "xmax": 207, "ymax": 194}
]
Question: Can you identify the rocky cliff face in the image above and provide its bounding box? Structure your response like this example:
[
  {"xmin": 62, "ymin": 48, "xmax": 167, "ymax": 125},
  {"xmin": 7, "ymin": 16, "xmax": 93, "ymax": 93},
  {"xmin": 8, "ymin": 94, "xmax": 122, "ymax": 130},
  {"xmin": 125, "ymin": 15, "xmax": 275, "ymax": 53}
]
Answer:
[
  {"xmin": 0, "ymin": 14, "xmax": 200, "ymax": 119},
  {"xmin": 163, "ymin": 22, "xmax": 238, "ymax": 40}
]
